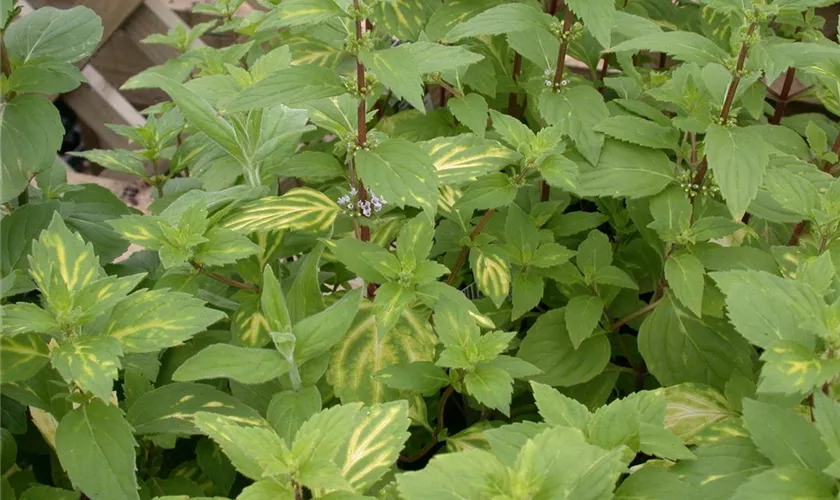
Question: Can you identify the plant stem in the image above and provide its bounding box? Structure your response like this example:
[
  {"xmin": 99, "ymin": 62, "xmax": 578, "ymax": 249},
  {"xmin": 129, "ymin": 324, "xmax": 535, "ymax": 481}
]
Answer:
[
  {"xmin": 692, "ymin": 22, "xmax": 756, "ymax": 188},
  {"xmin": 190, "ymin": 262, "xmax": 259, "ymax": 291},
  {"xmin": 597, "ymin": 54, "xmax": 610, "ymax": 93},
  {"xmin": 540, "ymin": 8, "xmax": 575, "ymax": 202},
  {"xmin": 446, "ymin": 209, "xmax": 496, "ymax": 285},
  {"xmin": 399, "ymin": 384, "xmax": 456, "ymax": 463},
  {"xmin": 770, "ymin": 67, "xmax": 796, "ymax": 125},
  {"xmin": 611, "ymin": 297, "xmax": 663, "ymax": 331}
]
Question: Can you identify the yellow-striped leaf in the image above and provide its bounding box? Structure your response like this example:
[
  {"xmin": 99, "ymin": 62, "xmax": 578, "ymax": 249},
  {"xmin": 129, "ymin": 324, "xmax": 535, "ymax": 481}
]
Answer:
[
  {"xmin": 267, "ymin": 0, "xmax": 345, "ymax": 28},
  {"xmin": 50, "ymin": 337, "xmax": 122, "ymax": 402},
  {"xmin": 335, "ymin": 400, "xmax": 410, "ymax": 491},
  {"xmin": 355, "ymin": 139, "xmax": 439, "ymax": 219},
  {"xmin": 469, "ymin": 245, "xmax": 511, "ymax": 309},
  {"xmin": 329, "ymin": 304, "xmax": 437, "ymax": 404},
  {"xmin": 29, "ymin": 213, "xmax": 103, "ymax": 310},
  {"xmin": 127, "ymin": 382, "xmax": 262, "ymax": 435},
  {"xmin": 220, "ymin": 188, "xmax": 340, "ymax": 234},
  {"xmin": 106, "ymin": 289, "xmax": 226, "ymax": 353},
  {"xmin": 231, "ymin": 293, "xmax": 271, "ymax": 347},
  {"xmin": 1, "ymin": 303, "xmax": 58, "ymax": 336},
  {"xmin": 372, "ymin": 0, "xmax": 436, "ymax": 41},
  {"xmin": 419, "ymin": 134, "xmax": 520, "ymax": 187},
  {"xmin": 0, "ymin": 333, "xmax": 50, "ymax": 383}
]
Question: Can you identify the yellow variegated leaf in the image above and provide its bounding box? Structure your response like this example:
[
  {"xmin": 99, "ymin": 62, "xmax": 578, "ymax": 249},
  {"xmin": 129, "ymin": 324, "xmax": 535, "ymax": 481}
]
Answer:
[
  {"xmin": 469, "ymin": 245, "xmax": 510, "ymax": 309},
  {"xmin": 29, "ymin": 213, "xmax": 103, "ymax": 306},
  {"xmin": 329, "ymin": 304, "xmax": 437, "ymax": 404},
  {"xmin": 231, "ymin": 293, "xmax": 271, "ymax": 347},
  {"xmin": 758, "ymin": 340, "xmax": 840, "ymax": 395},
  {"xmin": 106, "ymin": 289, "xmax": 227, "ymax": 353},
  {"xmin": 662, "ymin": 383, "xmax": 738, "ymax": 445},
  {"xmin": 0, "ymin": 332, "xmax": 50, "ymax": 382},
  {"xmin": 50, "ymin": 337, "xmax": 122, "ymax": 402},
  {"xmin": 335, "ymin": 400, "xmax": 410, "ymax": 491},
  {"xmin": 286, "ymin": 36, "xmax": 344, "ymax": 67},
  {"xmin": 419, "ymin": 134, "xmax": 521, "ymax": 187},
  {"xmin": 220, "ymin": 188, "xmax": 340, "ymax": 234},
  {"xmin": 372, "ymin": 0, "xmax": 436, "ymax": 41}
]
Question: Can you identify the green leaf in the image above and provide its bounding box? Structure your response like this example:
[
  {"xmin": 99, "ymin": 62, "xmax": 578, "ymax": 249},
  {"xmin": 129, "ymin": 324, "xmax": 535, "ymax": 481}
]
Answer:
[
  {"xmin": 294, "ymin": 288, "xmax": 363, "ymax": 365},
  {"xmin": 127, "ymin": 382, "xmax": 261, "ymax": 435},
  {"xmin": 193, "ymin": 227, "xmax": 262, "ymax": 267},
  {"xmin": 19, "ymin": 485, "xmax": 81, "ymax": 500},
  {"xmin": 576, "ymin": 140, "xmax": 675, "ymax": 199},
  {"xmin": 374, "ymin": 361, "xmax": 449, "ymax": 395},
  {"xmin": 448, "ymin": 94, "xmax": 488, "ymax": 137},
  {"xmin": 70, "ymin": 149, "xmax": 147, "ymax": 178},
  {"xmin": 469, "ymin": 246, "xmax": 510, "ymax": 309},
  {"xmin": 665, "ymin": 252, "xmax": 705, "ymax": 317},
  {"xmin": 517, "ymin": 308, "xmax": 611, "ymax": 387},
  {"xmin": 330, "ymin": 304, "xmax": 436, "ymax": 404},
  {"xmin": 593, "ymin": 115, "xmax": 679, "ymax": 150},
  {"xmin": 420, "ymin": 134, "xmax": 520, "ymax": 187},
  {"xmin": 615, "ymin": 467, "xmax": 701, "ymax": 500},
  {"xmin": 0, "ymin": 333, "xmax": 50, "ymax": 382},
  {"xmin": 531, "ymin": 381, "xmax": 591, "ymax": 430},
  {"xmin": 398, "ymin": 449, "xmax": 500, "ymax": 499},
  {"xmin": 455, "ymin": 172, "xmax": 517, "ymax": 212},
  {"xmin": 537, "ymin": 155, "xmax": 580, "ymax": 192},
  {"xmin": 220, "ymin": 188, "xmax": 340, "ymax": 234},
  {"xmin": 106, "ymin": 289, "xmax": 226, "ymax": 353},
  {"xmin": 261, "ymin": 265, "xmax": 292, "ymax": 335},
  {"xmin": 539, "ymin": 87, "xmax": 609, "ymax": 166},
  {"xmin": 1, "ymin": 95, "xmax": 64, "ymax": 203},
  {"xmin": 150, "ymin": 76, "xmax": 241, "ymax": 162},
  {"xmin": 576, "ymin": 230, "xmax": 612, "ymax": 276},
  {"xmin": 51, "ymin": 337, "xmax": 122, "ymax": 402},
  {"xmin": 731, "ymin": 466, "xmax": 836, "ymax": 500},
  {"xmin": 355, "ymin": 139, "xmax": 439, "ymax": 218},
  {"xmin": 814, "ymin": 392, "xmax": 840, "ymax": 459},
  {"xmin": 55, "ymin": 399, "xmax": 139, "ymax": 500},
  {"xmin": 762, "ymin": 167, "xmax": 821, "ymax": 219},
  {"xmin": 638, "ymin": 296, "xmax": 754, "ymax": 392},
  {"xmin": 396, "ymin": 215, "xmax": 434, "ymax": 269},
  {"xmin": 286, "ymin": 245, "xmax": 326, "ymax": 325},
  {"xmin": 564, "ymin": 295, "xmax": 605, "ymax": 349},
  {"xmin": 742, "ymin": 398, "xmax": 832, "ymax": 471},
  {"xmin": 610, "ymin": 31, "xmax": 729, "ymax": 65},
  {"xmin": 758, "ymin": 341, "xmax": 840, "ymax": 395},
  {"xmin": 511, "ymin": 270, "xmax": 544, "ymax": 320},
  {"xmin": 223, "ymin": 66, "xmax": 346, "ymax": 113},
  {"xmin": 172, "ymin": 344, "xmax": 291, "ymax": 384},
  {"xmin": 330, "ymin": 238, "xmax": 395, "ymax": 283},
  {"xmin": 5, "ymin": 6, "xmax": 103, "ymax": 64},
  {"xmin": 194, "ymin": 412, "xmax": 289, "ymax": 481},
  {"xmin": 446, "ymin": 3, "xmax": 554, "ymax": 40},
  {"xmin": 1, "ymin": 201, "xmax": 56, "ymax": 276},
  {"xmin": 648, "ymin": 186, "xmax": 692, "ymax": 242},
  {"xmin": 268, "ymin": 0, "xmax": 345, "ymax": 27},
  {"xmin": 465, "ymin": 365, "xmax": 514, "ymax": 416},
  {"xmin": 360, "ymin": 48, "xmax": 425, "ymax": 112},
  {"xmin": 705, "ymin": 124, "xmax": 769, "ymax": 219},
  {"xmin": 488, "ymin": 109, "xmax": 536, "ymax": 150},
  {"xmin": 710, "ymin": 270, "xmax": 826, "ymax": 350},
  {"xmin": 566, "ymin": 0, "xmax": 615, "ymax": 48},
  {"xmin": 266, "ymin": 386, "xmax": 321, "ymax": 445},
  {"xmin": 334, "ymin": 400, "xmax": 410, "ymax": 490}
]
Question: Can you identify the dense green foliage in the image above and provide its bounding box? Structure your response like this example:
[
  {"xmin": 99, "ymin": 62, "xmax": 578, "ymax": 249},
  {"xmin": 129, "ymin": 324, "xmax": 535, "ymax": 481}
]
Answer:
[{"xmin": 3, "ymin": 0, "xmax": 840, "ymax": 498}]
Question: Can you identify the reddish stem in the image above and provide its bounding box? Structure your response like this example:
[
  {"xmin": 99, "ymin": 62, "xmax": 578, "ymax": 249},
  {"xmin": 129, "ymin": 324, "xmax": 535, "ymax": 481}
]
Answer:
[
  {"xmin": 692, "ymin": 23, "xmax": 755, "ymax": 189},
  {"xmin": 446, "ymin": 209, "xmax": 496, "ymax": 285},
  {"xmin": 399, "ymin": 384, "xmax": 456, "ymax": 463},
  {"xmin": 190, "ymin": 262, "xmax": 259, "ymax": 291},
  {"xmin": 771, "ymin": 67, "xmax": 796, "ymax": 125},
  {"xmin": 507, "ymin": 53, "xmax": 523, "ymax": 116}
]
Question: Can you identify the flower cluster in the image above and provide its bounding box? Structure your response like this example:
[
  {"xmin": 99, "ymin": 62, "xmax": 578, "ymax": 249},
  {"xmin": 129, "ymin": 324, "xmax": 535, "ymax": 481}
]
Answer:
[
  {"xmin": 543, "ymin": 69, "xmax": 568, "ymax": 89},
  {"xmin": 677, "ymin": 170, "xmax": 720, "ymax": 197},
  {"xmin": 337, "ymin": 186, "xmax": 387, "ymax": 218}
]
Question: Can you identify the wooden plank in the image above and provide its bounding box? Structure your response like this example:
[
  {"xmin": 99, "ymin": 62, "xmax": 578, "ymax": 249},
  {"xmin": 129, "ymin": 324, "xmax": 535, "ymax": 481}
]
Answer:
[
  {"xmin": 63, "ymin": 65, "xmax": 146, "ymax": 151},
  {"xmin": 123, "ymin": 0, "xmax": 206, "ymax": 65}
]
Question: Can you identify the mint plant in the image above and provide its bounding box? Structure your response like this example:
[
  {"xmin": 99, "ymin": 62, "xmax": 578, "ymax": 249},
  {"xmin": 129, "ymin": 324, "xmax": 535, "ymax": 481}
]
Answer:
[{"xmin": 3, "ymin": 0, "xmax": 840, "ymax": 498}]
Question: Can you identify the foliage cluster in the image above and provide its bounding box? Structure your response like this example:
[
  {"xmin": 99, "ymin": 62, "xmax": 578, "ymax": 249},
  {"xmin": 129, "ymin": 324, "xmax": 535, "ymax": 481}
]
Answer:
[{"xmin": 3, "ymin": 0, "xmax": 840, "ymax": 498}]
